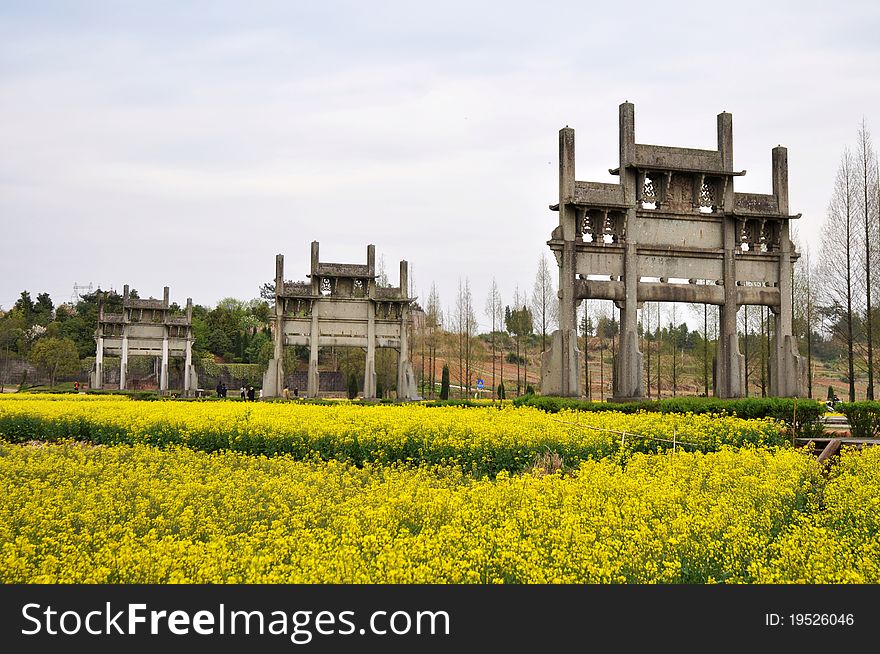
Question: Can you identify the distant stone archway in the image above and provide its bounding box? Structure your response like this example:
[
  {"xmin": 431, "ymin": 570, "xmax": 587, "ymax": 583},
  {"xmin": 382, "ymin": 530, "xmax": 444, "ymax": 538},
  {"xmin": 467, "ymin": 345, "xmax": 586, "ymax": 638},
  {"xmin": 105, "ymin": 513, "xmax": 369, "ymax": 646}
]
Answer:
[
  {"xmin": 92, "ymin": 285, "xmax": 197, "ymax": 394},
  {"xmin": 262, "ymin": 241, "xmax": 420, "ymax": 400}
]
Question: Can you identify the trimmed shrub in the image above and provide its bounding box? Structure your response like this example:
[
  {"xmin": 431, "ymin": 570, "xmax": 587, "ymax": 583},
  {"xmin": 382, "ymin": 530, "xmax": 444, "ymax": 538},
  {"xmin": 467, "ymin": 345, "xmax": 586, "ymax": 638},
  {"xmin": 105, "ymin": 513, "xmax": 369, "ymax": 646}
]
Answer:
[
  {"xmin": 837, "ymin": 402, "xmax": 880, "ymax": 439},
  {"xmin": 512, "ymin": 395, "xmax": 825, "ymax": 439}
]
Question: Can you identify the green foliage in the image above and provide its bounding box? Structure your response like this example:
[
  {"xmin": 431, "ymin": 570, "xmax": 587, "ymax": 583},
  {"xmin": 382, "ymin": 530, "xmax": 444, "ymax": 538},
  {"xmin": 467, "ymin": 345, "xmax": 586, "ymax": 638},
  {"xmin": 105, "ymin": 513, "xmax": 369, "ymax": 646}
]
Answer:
[
  {"xmin": 28, "ymin": 337, "xmax": 80, "ymax": 386},
  {"xmin": 85, "ymin": 389, "xmax": 161, "ymax": 400},
  {"xmin": 440, "ymin": 364, "xmax": 450, "ymax": 400},
  {"xmin": 497, "ymin": 383, "xmax": 506, "ymax": 400},
  {"xmin": 596, "ymin": 315, "xmax": 618, "ymax": 340},
  {"xmin": 245, "ymin": 331, "xmax": 271, "ymax": 364},
  {"xmin": 347, "ymin": 373, "xmax": 359, "ymax": 400},
  {"xmin": 837, "ymin": 402, "xmax": 880, "ymax": 439},
  {"xmin": 207, "ymin": 328, "xmax": 233, "ymax": 356},
  {"xmin": 13, "ymin": 292, "xmax": 35, "ymax": 325},
  {"xmin": 34, "ymin": 293, "xmax": 54, "ymax": 326},
  {"xmin": 505, "ymin": 305, "xmax": 533, "ymax": 337},
  {"xmin": 421, "ymin": 399, "xmax": 484, "ymax": 408},
  {"xmin": 512, "ymin": 395, "xmax": 825, "ymax": 438},
  {"xmin": 0, "ymin": 400, "xmax": 789, "ymax": 479},
  {"xmin": 0, "ymin": 309, "xmax": 27, "ymax": 354}
]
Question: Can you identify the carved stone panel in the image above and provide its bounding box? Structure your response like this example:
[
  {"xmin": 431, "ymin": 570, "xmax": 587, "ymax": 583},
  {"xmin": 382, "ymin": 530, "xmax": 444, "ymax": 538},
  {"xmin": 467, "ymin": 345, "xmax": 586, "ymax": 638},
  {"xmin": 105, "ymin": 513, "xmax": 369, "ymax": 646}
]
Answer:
[{"xmin": 665, "ymin": 174, "xmax": 695, "ymax": 213}]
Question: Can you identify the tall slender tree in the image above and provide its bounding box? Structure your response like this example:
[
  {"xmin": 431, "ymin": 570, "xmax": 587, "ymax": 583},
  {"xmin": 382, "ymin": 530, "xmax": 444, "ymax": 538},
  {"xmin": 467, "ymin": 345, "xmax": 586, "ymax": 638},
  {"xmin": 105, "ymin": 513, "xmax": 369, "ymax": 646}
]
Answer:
[
  {"xmin": 642, "ymin": 302, "xmax": 654, "ymax": 398},
  {"xmin": 426, "ymin": 285, "xmax": 442, "ymax": 398},
  {"xmin": 818, "ymin": 148, "xmax": 860, "ymax": 402},
  {"xmin": 856, "ymin": 120, "xmax": 878, "ymax": 399},
  {"xmin": 581, "ymin": 300, "xmax": 593, "ymax": 400},
  {"xmin": 531, "ymin": 253, "xmax": 557, "ymax": 354},
  {"xmin": 485, "ymin": 278, "xmax": 503, "ymax": 399}
]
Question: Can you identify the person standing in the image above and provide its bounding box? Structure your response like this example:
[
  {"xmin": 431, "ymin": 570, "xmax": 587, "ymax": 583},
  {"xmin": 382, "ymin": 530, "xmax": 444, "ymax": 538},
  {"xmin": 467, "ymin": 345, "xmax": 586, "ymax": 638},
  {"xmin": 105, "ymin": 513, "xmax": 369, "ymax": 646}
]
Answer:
[
  {"xmin": 247, "ymin": 386, "xmax": 255, "ymax": 402},
  {"xmin": 240, "ymin": 386, "xmax": 246, "ymax": 400},
  {"xmin": 283, "ymin": 385, "xmax": 290, "ymax": 401}
]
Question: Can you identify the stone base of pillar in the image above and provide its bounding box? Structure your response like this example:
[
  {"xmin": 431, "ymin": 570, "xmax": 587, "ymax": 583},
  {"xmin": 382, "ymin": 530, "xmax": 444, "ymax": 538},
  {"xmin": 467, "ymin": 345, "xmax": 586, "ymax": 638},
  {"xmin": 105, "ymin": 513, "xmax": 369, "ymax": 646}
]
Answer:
[
  {"xmin": 90, "ymin": 363, "xmax": 102, "ymax": 390},
  {"xmin": 363, "ymin": 362, "xmax": 377, "ymax": 400},
  {"xmin": 262, "ymin": 358, "xmax": 282, "ymax": 398},
  {"xmin": 613, "ymin": 330, "xmax": 644, "ymax": 400},
  {"xmin": 307, "ymin": 360, "xmax": 320, "ymax": 398},
  {"xmin": 185, "ymin": 365, "xmax": 200, "ymax": 397},
  {"xmin": 771, "ymin": 335, "xmax": 807, "ymax": 397},
  {"xmin": 540, "ymin": 329, "xmax": 581, "ymax": 397},
  {"xmin": 398, "ymin": 360, "xmax": 421, "ymax": 401},
  {"xmin": 718, "ymin": 334, "xmax": 746, "ymax": 398}
]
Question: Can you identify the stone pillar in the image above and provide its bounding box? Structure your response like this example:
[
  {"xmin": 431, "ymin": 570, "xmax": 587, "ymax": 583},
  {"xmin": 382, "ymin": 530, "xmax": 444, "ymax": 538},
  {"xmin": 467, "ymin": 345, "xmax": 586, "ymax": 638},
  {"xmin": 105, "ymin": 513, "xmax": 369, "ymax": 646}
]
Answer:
[
  {"xmin": 184, "ymin": 336, "xmax": 192, "ymax": 394},
  {"xmin": 717, "ymin": 112, "xmax": 733, "ymax": 172},
  {"xmin": 541, "ymin": 126, "xmax": 581, "ymax": 397},
  {"xmin": 160, "ymin": 333, "xmax": 169, "ymax": 391},
  {"xmin": 612, "ymin": 106, "xmax": 642, "ymax": 401},
  {"xmin": 307, "ymin": 305, "xmax": 320, "ymax": 398},
  {"xmin": 364, "ymin": 301, "xmax": 377, "ymax": 399},
  {"xmin": 262, "ymin": 254, "xmax": 285, "ymax": 397},
  {"xmin": 769, "ymin": 146, "xmax": 805, "ymax": 397},
  {"xmin": 184, "ymin": 298, "xmax": 194, "ymax": 395},
  {"xmin": 613, "ymin": 239, "xmax": 644, "ymax": 399},
  {"xmin": 717, "ymin": 217, "xmax": 745, "ymax": 397},
  {"xmin": 120, "ymin": 328, "xmax": 128, "ymax": 391},
  {"xmin": 397, "ymin": 307, "xmax": 408, "ymax": 397},
  {"xmin": 397, "ymin": 305, "xmax": 419, "ymax": 400},
  {"xmin": 93, "ymin": 334, "xmax": 104, "ymax": 389}
]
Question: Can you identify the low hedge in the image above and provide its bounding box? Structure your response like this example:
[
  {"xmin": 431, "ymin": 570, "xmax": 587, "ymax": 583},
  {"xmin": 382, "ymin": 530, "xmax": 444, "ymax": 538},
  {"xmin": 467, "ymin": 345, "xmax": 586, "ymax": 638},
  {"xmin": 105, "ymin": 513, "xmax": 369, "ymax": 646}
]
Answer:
[
  {"xmin": 837, "ymin": 402, "xmax": 880, "ymax": 439},
  {"xmin": 513, "ymin": 395, "xmax": 825, "ymax": 439}
]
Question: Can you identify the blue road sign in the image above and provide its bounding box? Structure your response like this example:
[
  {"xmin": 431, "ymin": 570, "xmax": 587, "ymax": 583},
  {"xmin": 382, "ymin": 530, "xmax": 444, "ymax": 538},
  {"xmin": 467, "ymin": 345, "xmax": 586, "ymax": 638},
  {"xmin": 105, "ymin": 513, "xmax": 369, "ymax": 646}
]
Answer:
[{"xmin": 476, "ymin": 378, "xmax": 484, "ymax": 390}]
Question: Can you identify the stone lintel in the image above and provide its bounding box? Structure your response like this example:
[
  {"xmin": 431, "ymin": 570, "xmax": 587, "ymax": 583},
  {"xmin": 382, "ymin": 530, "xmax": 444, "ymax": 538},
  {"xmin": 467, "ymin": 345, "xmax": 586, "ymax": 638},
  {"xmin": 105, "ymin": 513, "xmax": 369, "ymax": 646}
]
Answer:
[
  {"xmin": 125, "ymin": 298, "xmax": 168, "ymax": 310},
  {"xmin": 610, "ymin": 163, "xmax": 746, "ymax": 177},
  {"xmin": 311, "ymin": 263, "xmax": 374, "ymax": 279},
  {"xmin": 574, "ymin": 279, "xmax": 781, "ymax": 307},
  {"xmin": 733, "ymin": 192, "xmax": 780, "ymax": 215},
  {"xmin": 573, "ymin": 181, "xmax": 628, "ymax": 207}
]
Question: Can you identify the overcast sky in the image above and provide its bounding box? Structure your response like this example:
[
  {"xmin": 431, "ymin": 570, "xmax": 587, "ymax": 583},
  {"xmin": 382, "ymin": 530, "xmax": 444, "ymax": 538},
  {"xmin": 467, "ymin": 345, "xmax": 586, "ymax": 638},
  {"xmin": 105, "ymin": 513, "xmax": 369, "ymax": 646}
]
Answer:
[{"xmin": 2, "ymin": 1, "xmax": 879, "ymax": 330}]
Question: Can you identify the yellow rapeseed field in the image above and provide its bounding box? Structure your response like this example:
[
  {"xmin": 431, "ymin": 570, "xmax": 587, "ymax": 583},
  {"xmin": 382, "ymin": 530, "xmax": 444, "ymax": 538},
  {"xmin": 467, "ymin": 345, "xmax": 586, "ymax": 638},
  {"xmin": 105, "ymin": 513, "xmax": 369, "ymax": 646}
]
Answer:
[
  {"xmin": 0, "ymin": 441, "xmax": 820, "ymax": 583},
  {"xmin": 0, "ymin": 395, "xmax": 787, "ymax": 473},
  {"xmin": 749, "ymin": 445, "xmax": 880, "ymax": 583}
]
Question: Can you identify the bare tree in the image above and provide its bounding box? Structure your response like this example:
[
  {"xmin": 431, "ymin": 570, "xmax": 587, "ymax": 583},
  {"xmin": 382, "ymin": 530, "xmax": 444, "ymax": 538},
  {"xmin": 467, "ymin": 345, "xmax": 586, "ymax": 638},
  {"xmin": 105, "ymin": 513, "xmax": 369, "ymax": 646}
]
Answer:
[
  {"xmin": 455, "ymin": 278, "xmax": 477, "ymax": 398},
  {"xmin": 655, "ymin": 302, "xmax": 662, "ymax": 398},
  {"xmin": 669, "ymin": 303, "xmax": 679, "ymax": 397},
  {"xmin": 506, "ymin": 286, "xmax": 533, "ymax": 395},
  {"xmin": 531, "ymin": 253, "xmax": 557, "ymax": 354},
  {"xmin": 426, "ymin": 284, "xmax": 442, "ymax": 398},
  {"xmin": 856, "ymin": 120, "xmax": 879, "ymax": 399},
  {"xmin": 793, "ymin": 236, "xmax": 817, "ymax": 398},
  {"xmin": 464, "ymin": 278, "xmax": 476, "ymax": 396},
  {"xmin": 818, "ymin": 148, "xmax": 862, "ymax": 401},
  {"xmin": 641, "ymin": 302, "xmax": 655, "ymax": 399},
  {"xmin": 688, "ymin": 296, "xmax": 716, "ymax": 397},
  {"xmin": 580, "ymin": 300, "xmax": 593, "ymax": 400},
  {"xmin": 485, "ymin": 278, "xmax": 503, "ymax": 399}
]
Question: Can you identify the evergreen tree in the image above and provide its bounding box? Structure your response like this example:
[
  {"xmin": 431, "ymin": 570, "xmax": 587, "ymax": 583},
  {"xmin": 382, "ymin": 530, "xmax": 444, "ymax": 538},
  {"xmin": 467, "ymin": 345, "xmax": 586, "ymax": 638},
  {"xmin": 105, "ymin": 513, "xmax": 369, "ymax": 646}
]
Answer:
[{"xmin": 440, "ymin": 364, "xmax": 450, "ymax": 400}]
